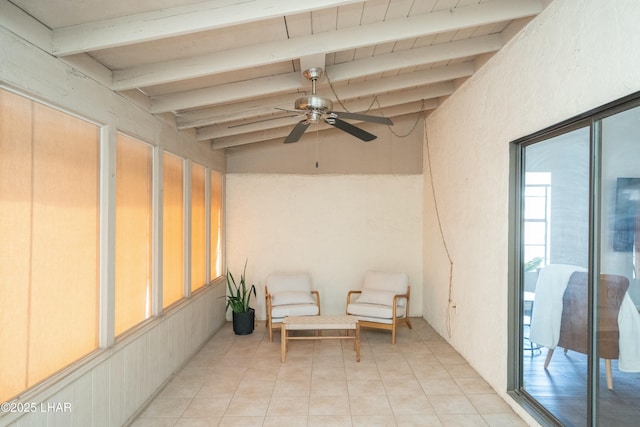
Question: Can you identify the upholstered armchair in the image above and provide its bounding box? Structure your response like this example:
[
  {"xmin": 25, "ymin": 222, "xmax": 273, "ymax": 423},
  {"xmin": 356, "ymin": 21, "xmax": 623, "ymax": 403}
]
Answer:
[
  {"xmin": 265, "ymin": 273, "xmax": 321, "ymax": 342},
  {"xmin": 346, "ymin": 270, "xmax": 412, "ymax": 344}
]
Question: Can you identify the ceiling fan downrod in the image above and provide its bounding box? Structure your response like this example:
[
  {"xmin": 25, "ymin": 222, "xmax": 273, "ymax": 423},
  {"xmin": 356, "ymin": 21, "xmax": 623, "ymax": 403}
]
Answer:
[{"xmin": 304, "ymin": 67, "xmax": 323, "ymax": 95}]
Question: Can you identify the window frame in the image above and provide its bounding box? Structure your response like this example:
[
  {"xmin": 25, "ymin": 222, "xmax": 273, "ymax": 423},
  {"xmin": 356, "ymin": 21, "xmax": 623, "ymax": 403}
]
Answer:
[
  {"xmin": 114, "ymin": 132, "xmax": 154, "ymax": 337},
  {"xmin": 0, "ymin": 87, "xmax": 102, "ymax": 402},
  {"xmin": 0, "ymin": 84, "xmax": 227, "ymax": 405},
  {"xmin": 508, "ymin": 91, "xmax": 640, "ymax": 425}
]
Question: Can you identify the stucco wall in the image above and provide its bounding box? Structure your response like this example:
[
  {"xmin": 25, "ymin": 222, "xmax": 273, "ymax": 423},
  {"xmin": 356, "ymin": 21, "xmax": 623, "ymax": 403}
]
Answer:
[
  {"xmin": 422, "ymin": 0, "xmax": 640, "ymax": 413},
  {"xmin": 226, "ymin": 174, "xmax": 423, "ymax": 320}
]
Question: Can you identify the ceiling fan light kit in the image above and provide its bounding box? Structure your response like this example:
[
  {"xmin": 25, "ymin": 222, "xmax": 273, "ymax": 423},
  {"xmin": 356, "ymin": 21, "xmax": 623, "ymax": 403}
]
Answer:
[{"xmin": 283, "ymin": 67, "xmax": 393, "ymax": 144}]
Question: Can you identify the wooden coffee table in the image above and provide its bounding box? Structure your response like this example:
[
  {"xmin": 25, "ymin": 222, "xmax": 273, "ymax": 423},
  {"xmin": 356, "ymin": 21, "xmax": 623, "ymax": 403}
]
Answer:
[{"xmin": 281, "ymin": 315, "xmax": 360, "ymax": 362}]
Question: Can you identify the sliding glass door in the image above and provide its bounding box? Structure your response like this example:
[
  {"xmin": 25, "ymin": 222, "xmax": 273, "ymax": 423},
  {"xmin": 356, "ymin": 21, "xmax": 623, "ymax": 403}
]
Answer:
[
  {"xmin": 513, "ymin": 96, "xmax": 640, "ymax": 426},
  {"xmin": 597, "ymin": 105, "xmax": 640, "ymax": 425},
  {"xmin": 520, "ymin": 126, "xmax": 591, "ymax": 426}
]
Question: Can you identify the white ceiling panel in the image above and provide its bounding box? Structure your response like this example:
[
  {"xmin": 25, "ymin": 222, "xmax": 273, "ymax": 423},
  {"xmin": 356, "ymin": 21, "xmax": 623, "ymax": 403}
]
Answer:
[{"xmin": 5, "ymin": 0, "xmax": 550, "ymax": 149}]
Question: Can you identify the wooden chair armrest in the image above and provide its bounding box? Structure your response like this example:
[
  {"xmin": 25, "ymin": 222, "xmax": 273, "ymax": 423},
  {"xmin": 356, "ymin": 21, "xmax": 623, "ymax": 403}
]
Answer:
[
  {"xmin": 346, "ymin": 290, "xmax": 362, "ymax": 309},
  {"xmin": 312, "ymin": 290, "xmax": 321, "ymax": 315},
  {"xmin": 391, "ymin": 294, "xmax": 404, "ymax": 318},
  {"xmin": 392, "ymin": 288, "xmax": 410, "ymax": 318},
  {"xmin": 265, "ymin": 286, "xmax": 272, "ymax": 316}
]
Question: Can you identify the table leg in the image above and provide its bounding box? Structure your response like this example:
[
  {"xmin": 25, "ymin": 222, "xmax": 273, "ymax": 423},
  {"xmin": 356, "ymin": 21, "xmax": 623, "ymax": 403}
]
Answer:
[
  {"xmin": 280, "ymin": 323, "xmax": 287, "ymax": 362},
  {"xmin": 355, "ymin": 323, "xmax": 360, "ymax": 362}
]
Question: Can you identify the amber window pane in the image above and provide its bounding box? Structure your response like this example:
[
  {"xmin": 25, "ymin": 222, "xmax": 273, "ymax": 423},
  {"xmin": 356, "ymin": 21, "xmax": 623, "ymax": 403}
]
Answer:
[
  {"xmin": 115, "ymin": 134, "xmax": 152, "ymax": 336},
  {"xmin": 191, "ymin": 163, "xmax": 206, "ymax": 291},
  {"xmin": 210, "ymin": 170, "xmax": 223, "ymax": 280},
  {"xmin": 28, "ymin": 102, "xmax": 100, "ymax": 387},
  {"xmin": 0, "ymin": 88, "xmax": 100, "ymax": 402},
  {"xmin": 163, "ymin": 153, "xmax": 184, "ymax": 308},
  {"xmin": 0, "ymin": 89, "xmax": 32, "ymax": 402}
]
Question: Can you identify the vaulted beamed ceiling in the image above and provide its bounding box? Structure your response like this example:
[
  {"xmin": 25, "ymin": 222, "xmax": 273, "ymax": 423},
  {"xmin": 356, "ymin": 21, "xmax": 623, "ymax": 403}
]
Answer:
[{"xmin": 2, "ymin": 0, "xmax": 548, "ymax": 150}]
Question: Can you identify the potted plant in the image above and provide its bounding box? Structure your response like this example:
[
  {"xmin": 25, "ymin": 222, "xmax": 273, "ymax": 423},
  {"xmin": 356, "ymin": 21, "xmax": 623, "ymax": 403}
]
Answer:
[{"xmin": 223, "ymin": 260, "xmax": 257, "ymax": 335}]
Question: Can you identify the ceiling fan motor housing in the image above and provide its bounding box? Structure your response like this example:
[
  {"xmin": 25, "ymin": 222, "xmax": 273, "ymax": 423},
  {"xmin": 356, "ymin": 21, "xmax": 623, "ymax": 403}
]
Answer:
[{"xmin": 294, "ymin": 95, "xmax": 333, "ymax": 112}]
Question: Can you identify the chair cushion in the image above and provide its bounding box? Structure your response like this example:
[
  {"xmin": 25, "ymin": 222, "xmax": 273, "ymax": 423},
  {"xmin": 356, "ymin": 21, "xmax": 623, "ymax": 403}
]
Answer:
[
  {"xmin": 266, "ymin": 273, "xmax": 312, "ymax": 294},
  {"xmin": 362, "ymin": 270, "xmax": 408, "ymax": 294},
  {"xmin": 271, "ymin": 291, "xmax": 316, "ymax": 306},
  {"xmin": 356, "ymin": 288, "xmax": 406, "ymax": 308},
  {"xmin": 347, "ymin": 302, "xmax": 406, "ymax": 319},
  {"xmin": 272, "ymin": 303, "xmax": 320, "ymax": 319}
]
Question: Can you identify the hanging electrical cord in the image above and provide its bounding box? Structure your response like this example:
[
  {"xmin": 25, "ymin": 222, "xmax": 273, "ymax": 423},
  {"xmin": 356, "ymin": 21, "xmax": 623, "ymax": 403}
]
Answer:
[
  {"xmin": 423, "ymin": 119, "xmax": 455, "ymax": 338},
  {"xmin": 326, "ymin": 74, "xmax": 378, "ymax": 113},
  {"xmin": 375, "ymin": 97, "xmax": 425, "ymax": 138},
  {"xmin": 326, "ymin": 71, "xmax": 450, "ymax": 329},
  {"xmin": 325, "ymin": 72, "xmax": 423, "ymax": 139}
]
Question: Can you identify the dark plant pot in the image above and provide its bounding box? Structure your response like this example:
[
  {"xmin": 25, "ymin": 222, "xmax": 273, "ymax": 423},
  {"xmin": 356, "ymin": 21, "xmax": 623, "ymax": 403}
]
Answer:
[{"xmin": 232, "ymin": 308, "xmax": 255, "ymax": 335}]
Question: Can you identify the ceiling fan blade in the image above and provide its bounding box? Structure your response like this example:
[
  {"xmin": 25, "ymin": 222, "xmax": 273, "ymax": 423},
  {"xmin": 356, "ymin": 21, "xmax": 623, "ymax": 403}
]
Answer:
[
  {"xmin": 326, "ymin": 118, "xmax": 377, "ymax": 142},
  {"xmin": 328, "ymin": 111, "xmax": 393, "ymax": 125},
  {"xmin": 283, "ymin": 120, "xmax": 310, "ymax": 143}
]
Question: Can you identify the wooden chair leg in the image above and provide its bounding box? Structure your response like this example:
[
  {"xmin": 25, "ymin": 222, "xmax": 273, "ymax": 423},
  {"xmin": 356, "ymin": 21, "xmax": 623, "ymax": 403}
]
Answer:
[
  {"xmin": 544, "ymin": 348, "xmax": 555, "ymax": 369},
  {"xmin": 391, "ymin": 323, "xmax": 397, "ymax": 345},
  {"xmin": 406, "ymin": 317, "xmax": 413, "ymax": 329},
  {"xmin": 268, "ymin": 318, "xmax": 273, "ymax": 342},
  {"xmin": 605, "ymin": 359, "xmax": 613, "ymax": 390}
]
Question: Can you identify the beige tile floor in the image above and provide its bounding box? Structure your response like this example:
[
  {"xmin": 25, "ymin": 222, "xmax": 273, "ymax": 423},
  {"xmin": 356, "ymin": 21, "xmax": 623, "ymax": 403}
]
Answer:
[{"xmin": 130, "ymin": 318, "xmax": 527, "ymax": 427}]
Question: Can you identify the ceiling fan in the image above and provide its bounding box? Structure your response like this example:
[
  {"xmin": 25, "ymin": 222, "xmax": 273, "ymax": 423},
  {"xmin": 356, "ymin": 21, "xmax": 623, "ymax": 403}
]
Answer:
[{"xmin": 282, "ymin": 68, "xmax": 393, "ymax": 144}]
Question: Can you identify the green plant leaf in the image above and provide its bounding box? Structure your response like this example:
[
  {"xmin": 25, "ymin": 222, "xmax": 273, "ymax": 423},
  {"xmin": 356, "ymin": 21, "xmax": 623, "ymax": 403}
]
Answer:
[{"xmin": 220, "ymin": 259, "xmax": 255, "ymax": 313}]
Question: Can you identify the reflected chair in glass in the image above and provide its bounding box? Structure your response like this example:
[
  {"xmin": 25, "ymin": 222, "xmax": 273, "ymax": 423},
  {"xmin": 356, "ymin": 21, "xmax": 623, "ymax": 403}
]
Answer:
[{"xmin": 544, "ymin": 272, "xmax": 629, "ymax": 390}]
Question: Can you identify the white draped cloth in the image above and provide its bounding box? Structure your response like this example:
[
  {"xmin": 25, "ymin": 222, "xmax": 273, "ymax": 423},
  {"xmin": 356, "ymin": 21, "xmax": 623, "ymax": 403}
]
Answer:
[{"xmin": 529, "ymin": 264, "xmax": 640, "ymax": 372}]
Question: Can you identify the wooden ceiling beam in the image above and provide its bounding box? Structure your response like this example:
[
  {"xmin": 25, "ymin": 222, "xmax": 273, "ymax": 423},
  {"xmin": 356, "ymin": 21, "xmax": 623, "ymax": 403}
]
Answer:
[
  {"xmin": 193, "ymin": 82, "xmax": 453, "ymax": 137},
  {"xmin": 52, "ymin": 0, "xmax": 363, "ymax": 56},
  {"xmin": 326, "ymin": 34, "xmax": 503, "ymax": 82},
  {"xmin": 150, "ymin": 72, "xmax": 302, "ymax": 113},
  {"xmin": 176, "ymin": 93, "xmax": 305, "ymax": 129},
  {"xmin": 113, "ymin": 0, "xmax": 542, "ymax": 90},
  {"xmin": 316, "ymin": 63, "xmax": 474, "ymax": 101},
  {"xmin": 199, "ymin": 87, "xmax": 447, "ymax": 141},
  {"xmin": 153, "ymin": 59, "xmax": 472, "ymax": 114}
]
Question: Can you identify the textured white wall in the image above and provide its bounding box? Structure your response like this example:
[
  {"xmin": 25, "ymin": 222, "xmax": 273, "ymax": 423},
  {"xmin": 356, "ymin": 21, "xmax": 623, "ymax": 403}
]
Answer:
[
  {"xmin": 226, "ymin": 174, "xmax": 423, "ymax": 320},
  {"xmin": 423, "ymin": 0, "xmax": 640, "ymax": 411}
]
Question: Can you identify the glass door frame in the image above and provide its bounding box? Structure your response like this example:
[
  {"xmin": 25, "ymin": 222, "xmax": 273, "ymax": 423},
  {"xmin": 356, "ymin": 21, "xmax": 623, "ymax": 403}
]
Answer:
[{"xmin": 508, "ymin": 91, "xmax": 640, "ymax": 426}]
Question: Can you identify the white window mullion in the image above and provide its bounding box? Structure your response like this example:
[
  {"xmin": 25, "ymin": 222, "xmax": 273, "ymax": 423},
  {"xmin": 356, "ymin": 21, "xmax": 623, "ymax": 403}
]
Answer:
[
  {"xmin": 152, "ymin": 146, "xmax": 163, "ymax": 316},
  {"xmin": 99, "ymin": 124, "xmax": 116, "ymax": 348},
  {"xmin": 184, "ymin": 159, "xmax": 192, "ymax": 298},
  {"xmin": 205, "ymin": 168, "xmax": 211, "ymax": 284}
]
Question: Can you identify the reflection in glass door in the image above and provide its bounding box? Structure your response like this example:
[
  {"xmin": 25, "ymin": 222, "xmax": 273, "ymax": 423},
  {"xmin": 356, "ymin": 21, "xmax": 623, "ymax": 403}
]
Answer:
[
  {"xmin": 598, "ymin": 106, "xmax": 640, "ymax": 425},
  {"xmin": 516, "ymin": 99, "xmax": 640, "ymax": 426},
  {"xmin": 521, "ymin": 127, "xmax": 590, "ymax": 426}
]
